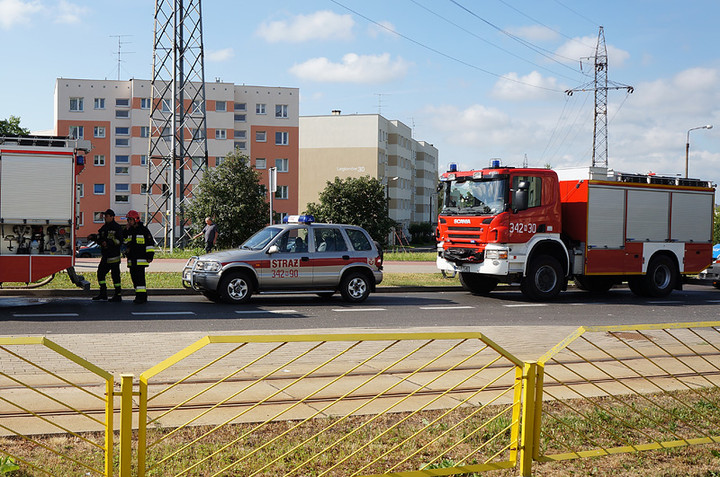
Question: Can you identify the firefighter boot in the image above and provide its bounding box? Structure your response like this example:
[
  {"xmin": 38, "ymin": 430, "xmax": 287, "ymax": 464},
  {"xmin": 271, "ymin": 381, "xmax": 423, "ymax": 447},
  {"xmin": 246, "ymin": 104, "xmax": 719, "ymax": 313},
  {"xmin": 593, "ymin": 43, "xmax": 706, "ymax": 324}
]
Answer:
[
  {"xmin": 109, "ymin": 288, "xmax": 122, "ymax": 302},
  {"xmin": 92, "ymin": 286, "xmax": 108, "ymax": 301},
  {"xmin": 133, "ymin": 293, "xmax": 147, "ymax": 304}
]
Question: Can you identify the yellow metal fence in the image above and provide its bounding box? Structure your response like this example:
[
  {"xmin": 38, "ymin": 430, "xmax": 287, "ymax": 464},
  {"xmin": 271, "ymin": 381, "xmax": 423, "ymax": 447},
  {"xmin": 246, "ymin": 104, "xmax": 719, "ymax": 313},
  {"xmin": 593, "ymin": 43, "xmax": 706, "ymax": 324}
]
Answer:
[{"xmin": 2, "ymin": 322, "xmax": 720, "ymax": 476}]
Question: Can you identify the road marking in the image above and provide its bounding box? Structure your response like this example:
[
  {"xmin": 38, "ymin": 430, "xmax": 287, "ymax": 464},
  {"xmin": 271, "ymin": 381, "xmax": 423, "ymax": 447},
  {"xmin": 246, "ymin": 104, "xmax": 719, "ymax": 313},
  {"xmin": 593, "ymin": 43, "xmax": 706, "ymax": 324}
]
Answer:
[
  {"xmin": 235, "ymin": 309, "xmax": 299, "ymax": 314},
  {"xmin": 13, "ymin": 313, "xmax": 79, "ymax": 317},
  {"xmin": 646, "ymin": 301, "xmax": 685, "ymax": 305},
  {"xmin": 419, "ymin": 306, "xmax": 474, "ymax": 310},
  {"xmin": 332, "ymin": 308, "xmax": 387, "ymax": 312},
  {"xmin": 706, "ymin": 300, "xmax": 720, "ymax": 303},
  {"xmin": 503, "ymin": 304, "xmax": 548, "ymax": 308},
  {"xmin": 132, "ymin": 311, "xmax": 196, "ymax": 316}
]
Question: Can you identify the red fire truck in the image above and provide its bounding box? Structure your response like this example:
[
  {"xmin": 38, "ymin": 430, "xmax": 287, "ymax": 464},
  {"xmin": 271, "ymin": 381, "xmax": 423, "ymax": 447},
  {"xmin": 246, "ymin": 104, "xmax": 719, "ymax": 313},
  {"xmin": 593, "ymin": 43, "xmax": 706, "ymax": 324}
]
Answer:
[
  {"xmin": 0, "ymin": 135, "xmax": 89, "ymax": 288},
  {"xmin": 436, "ymin": 162, "xmax": 716, "ymax": 300}
]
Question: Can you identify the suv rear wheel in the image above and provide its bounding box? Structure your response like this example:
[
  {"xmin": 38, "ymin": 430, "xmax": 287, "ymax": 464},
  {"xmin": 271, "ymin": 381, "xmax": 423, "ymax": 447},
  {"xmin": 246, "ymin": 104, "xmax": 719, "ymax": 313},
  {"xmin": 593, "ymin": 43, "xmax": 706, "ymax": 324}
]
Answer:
[
  {"xmin": 340, "ymin": 271, "xmax": 371, "ymax": 303},
  {"xmin": 219, "ymin": 271, "xmax": 253, "ymax": 304}
]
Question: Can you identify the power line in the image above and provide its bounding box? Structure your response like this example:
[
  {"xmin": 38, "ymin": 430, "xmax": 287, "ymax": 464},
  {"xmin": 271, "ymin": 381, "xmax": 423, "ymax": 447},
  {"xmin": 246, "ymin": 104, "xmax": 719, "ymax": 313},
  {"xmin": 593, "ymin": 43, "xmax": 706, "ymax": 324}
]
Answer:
[
  {"xmin": 328, "ymin": 0, "xmax": 565, "ymax": 93},
  {"xmin": 408, "ymin": 0, "xmax": 580, "ymax": 82},
  {"xmin": 552, "ymin": 0, "xmax": 600, "ymax": 28}
]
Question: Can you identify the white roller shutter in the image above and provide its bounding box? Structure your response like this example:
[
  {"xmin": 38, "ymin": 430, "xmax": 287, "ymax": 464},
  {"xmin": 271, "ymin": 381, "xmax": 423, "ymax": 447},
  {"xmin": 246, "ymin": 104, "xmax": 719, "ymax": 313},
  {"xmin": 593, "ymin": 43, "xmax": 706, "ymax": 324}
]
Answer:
[
  {"xmin": 587, "ymin": 186, "xmax": 625, "ymax": 249},
  {"xmin": 626, "ymin": 190, "xmax": 669, "ymax": 242},
  {"xmin": 671, "ymin": 191, "xmax": 713, "ymax": 242},
  {"xmin": 0, "ymin": 152, "xmax": 74, "ymax": 222}
]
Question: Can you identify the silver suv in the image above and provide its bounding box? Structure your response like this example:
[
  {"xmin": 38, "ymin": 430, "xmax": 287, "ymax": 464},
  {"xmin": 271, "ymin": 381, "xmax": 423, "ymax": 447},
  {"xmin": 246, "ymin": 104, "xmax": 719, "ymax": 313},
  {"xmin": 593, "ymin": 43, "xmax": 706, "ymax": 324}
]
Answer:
[{"xmin": 182, "ymin": 216, "xmax": 384, "ymax": 304}]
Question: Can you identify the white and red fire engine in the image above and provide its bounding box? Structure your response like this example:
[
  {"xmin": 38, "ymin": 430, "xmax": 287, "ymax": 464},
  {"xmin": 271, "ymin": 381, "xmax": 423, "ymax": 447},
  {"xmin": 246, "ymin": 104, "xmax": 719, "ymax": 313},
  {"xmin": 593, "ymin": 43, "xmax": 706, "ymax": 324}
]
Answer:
[
  {"xmin": 436, "ymin": 162, "xmax": 715, "ymax": 300},
  {"xmin": 0, "ymin": 135, "xmax": 88, "ymax": 288}
]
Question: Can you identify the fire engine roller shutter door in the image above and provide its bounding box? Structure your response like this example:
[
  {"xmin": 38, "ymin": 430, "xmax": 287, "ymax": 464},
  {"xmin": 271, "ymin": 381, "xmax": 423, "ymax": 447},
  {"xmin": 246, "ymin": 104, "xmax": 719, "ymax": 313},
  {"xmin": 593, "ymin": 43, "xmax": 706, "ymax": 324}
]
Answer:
[
  {"xmin": 587, "ymin": 185, "xmax": 625, "ymax": 249},
  {"xmin": 671, "ymin": 191, "xmax": 713, "ymax": 243},
  {"xmin": 626, "ymin": 189, "xmax": 669, "ymax": 242},
  {"xmin": 0, "ymin": 152, "xmax": 73, "ymax": 222}
]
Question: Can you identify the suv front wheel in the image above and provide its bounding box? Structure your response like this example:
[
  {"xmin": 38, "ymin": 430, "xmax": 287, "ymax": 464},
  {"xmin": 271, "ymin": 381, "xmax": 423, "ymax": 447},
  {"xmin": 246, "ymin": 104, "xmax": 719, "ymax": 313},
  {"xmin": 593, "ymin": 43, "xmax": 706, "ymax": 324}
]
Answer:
[
  {"xmin": 219, "ymin": 271, "xmax": 253, "ymax": 304},
  {"xmin": 340, "ymin": 271, "xmax": 371, "ymax": 303}
]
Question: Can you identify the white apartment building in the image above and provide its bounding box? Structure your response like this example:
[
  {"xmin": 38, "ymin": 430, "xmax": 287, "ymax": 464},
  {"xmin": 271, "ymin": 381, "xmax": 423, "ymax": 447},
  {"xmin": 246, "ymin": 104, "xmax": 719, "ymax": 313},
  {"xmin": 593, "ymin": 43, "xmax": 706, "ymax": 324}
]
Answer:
[
  {"xmin": 54, "ymin": 78, "xmax": 300, "ymax": 238},
  {"xmin": 298, "ymin": 112, "xmax": 439, "ymax": 236}
]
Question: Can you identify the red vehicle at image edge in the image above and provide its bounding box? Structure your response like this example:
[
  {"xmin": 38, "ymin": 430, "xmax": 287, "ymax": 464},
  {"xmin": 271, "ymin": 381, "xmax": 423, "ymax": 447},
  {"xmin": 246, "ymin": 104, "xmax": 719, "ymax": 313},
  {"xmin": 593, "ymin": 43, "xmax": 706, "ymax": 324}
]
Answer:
[
  {"xmin": 436, "ymin": 161, "xmax": 716, "ymax": 300},
  {"xmin": 0, "ymin": 135, "xmax": 89, "ymax": 288}
]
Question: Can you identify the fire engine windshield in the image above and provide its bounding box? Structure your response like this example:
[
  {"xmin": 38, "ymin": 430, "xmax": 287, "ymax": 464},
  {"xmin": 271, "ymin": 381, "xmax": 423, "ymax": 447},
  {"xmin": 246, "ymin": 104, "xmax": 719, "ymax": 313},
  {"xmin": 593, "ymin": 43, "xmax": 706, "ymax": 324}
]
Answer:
[
  {"xmin": 441, "ymin": 177, "xmax": 507, "ymax": 215},
  {"xmin": 240, "ymin": 226, "xmax": 283, "ymax": 250}
]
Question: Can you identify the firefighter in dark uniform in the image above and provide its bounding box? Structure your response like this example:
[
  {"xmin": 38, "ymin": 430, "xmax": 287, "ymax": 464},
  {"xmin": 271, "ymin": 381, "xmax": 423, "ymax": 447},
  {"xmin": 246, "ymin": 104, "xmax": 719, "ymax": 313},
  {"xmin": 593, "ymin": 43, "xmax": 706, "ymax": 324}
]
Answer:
[
  {"xmin": 124, "ymin": 210, "xmax": 155, "ymax": 304},
  {"xmin": 91, "ymin": 208, "xmax": 124, "ymax": 302}
]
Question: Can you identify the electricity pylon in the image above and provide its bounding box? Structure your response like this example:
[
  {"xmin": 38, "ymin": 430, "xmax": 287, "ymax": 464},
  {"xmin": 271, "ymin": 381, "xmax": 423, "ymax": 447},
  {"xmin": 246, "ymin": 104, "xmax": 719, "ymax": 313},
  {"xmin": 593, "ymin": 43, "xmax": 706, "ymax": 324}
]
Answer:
[
  {"xmin": 146, "ymin": 0, "xmax": 208, "ymax": 251},
  {"xmin": 565, "ymin": 26, "xmax": 633, "ymax": 168}
]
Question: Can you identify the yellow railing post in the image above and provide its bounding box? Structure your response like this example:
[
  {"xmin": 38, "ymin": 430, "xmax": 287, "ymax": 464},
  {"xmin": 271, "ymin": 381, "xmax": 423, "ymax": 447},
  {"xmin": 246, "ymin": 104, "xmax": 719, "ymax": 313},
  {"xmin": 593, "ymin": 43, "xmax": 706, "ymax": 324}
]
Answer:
[
  {"xmin": 119, "ymin": 374, "xmax": 134, "ymax": 477},
  {"xmin": 105, "ymin": 379, "xmax": 114, "ymax": 476},
  {"xmin": 137, "ymin": 379, "xmax": 148, "ymax": 477},
  {"xmin": 518, "ymin": 361, "xmax": 537, "ymax": 476}
]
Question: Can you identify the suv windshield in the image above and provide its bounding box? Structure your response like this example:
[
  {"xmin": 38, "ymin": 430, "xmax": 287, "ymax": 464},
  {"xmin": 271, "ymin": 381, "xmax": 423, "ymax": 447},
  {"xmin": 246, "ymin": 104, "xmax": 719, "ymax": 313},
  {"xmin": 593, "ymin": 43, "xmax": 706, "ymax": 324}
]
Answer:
[
  {"xmin": 241, "ymin": 226, "xmax": 283, "ymax": 250},
  {"xmin": 441, "ymin": 177, "xmax": 507, "ymax": 215}
]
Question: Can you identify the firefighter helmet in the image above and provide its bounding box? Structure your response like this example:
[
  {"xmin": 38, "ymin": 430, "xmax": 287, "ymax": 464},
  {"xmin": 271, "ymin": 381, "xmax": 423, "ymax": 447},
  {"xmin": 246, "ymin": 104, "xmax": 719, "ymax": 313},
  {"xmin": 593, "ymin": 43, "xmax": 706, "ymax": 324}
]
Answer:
[{"xmin": 126, "ymin": 210, "xmax": 140, "ymax": 220}]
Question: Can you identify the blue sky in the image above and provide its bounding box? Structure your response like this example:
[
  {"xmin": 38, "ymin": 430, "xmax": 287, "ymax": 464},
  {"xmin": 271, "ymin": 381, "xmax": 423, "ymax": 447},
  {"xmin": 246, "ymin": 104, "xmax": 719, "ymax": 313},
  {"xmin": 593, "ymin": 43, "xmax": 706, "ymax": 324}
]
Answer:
[{"xmin": 1, "ymin": 0, "xmax": 718, "ymax": 184}]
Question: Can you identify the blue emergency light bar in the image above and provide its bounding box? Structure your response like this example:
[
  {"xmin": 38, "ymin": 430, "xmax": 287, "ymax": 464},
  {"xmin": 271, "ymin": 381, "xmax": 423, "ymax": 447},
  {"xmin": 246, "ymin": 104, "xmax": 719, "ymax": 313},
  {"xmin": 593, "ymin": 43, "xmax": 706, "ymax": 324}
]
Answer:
[{"xmin": 283, "ymin": 215, "xmax": 315, "ymax": 224}]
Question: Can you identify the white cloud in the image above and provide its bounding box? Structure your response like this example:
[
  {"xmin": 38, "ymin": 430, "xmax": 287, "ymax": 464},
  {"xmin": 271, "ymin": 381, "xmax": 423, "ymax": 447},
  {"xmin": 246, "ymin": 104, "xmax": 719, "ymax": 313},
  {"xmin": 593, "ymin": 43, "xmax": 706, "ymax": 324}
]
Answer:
[
  {"xmin": 506, "ymin": 25, "xmax": 558, "ymax": 42},
  {"xmin": 207, "ymin": 48, "xmax": 234, "ymax": 62},
  {"xmin": 0, "ymin": 0, "xmax": 41, "ymax": 29},
  {"xmin": 555, "ymin": 36, "xmax": 630, "ymax": 67},
  {"xmin": 491, "ymin": 71, "xmax": 562, "ymax": 101},
  {"xmin": 289, "ymin": 53, "xmax": 411, "ymax": 84},
  {"xmin": 54, "ymin": 0, "xmax": 88, "ymax": 24},
  {"xmin": 367, "ymin": 20, "xmax": 396, "ymax": 39},
  {"xmin": 256, "ymin": 10, "xmax": 354, "ymax": 43}
]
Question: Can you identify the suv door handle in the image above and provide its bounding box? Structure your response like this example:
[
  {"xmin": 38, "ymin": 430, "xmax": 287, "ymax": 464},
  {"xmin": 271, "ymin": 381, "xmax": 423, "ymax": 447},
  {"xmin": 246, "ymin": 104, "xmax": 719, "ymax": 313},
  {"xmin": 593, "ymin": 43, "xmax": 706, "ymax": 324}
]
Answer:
[
  {"xmin": 301, "ymin": 256, "xmax": 310, "ymax": 262},
  {"xmin": 342, "ymin": 255, "xmax": 350, "ymax": 260}
]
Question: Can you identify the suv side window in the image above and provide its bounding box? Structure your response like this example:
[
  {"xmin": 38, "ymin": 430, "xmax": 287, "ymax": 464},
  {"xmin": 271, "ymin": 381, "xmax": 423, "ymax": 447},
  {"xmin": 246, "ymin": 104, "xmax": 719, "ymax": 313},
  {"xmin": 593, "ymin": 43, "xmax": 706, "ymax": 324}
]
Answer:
[
  {"xmin": 314, "ymin": 228, "xmax": 348, "ymax": 252},
  {"xmin": 346, "ymin": 228, "xmax": 372, "ymax": 251},
  {"xmin": 275, "ymin": 228, "xmax": 309, "ymax": 253}
]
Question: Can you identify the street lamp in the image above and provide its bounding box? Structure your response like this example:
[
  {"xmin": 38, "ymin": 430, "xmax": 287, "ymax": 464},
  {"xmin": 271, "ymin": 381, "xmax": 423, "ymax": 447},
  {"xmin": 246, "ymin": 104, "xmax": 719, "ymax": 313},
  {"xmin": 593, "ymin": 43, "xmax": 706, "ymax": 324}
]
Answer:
[{"xmin": 685, "ymin": 125, "xmax": 713, "ymax": 178}]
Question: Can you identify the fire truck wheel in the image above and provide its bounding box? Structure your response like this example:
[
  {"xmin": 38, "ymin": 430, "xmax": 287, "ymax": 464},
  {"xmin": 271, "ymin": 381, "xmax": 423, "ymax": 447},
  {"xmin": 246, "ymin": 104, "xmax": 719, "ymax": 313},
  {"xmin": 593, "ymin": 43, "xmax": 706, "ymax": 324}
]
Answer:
[
  {"xmin": 459, "ymin": 272, "xmax": 498, "ymax": 295},
  {"xmin": 219, "ymin": 271, "xmax": 253, "ymax": 304},
  {"xmin": 521, "ymin": 255, "xmax": 563, "ymax": 300},
  {"xmin": 643, "ymin": 255, "xmax": 677, "ymax": 298},
  {"xmin": 628, "ymin": 277, "xmax": 648, "ymax": 296},
  {"xmin": 340, "ymin": 271, "xmax": 371, "ymax": 303}
]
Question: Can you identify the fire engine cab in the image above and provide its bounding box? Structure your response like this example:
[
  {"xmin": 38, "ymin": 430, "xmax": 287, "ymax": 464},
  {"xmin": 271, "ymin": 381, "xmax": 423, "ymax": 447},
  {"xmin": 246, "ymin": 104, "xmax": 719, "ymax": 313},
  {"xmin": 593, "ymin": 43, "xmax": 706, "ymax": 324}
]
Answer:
[
  {"xmin": 0, "ymin": 135, "xmax": 88, "ymax": 288},
  {"xmin": 436, "ymin": 162, "xmax": 716, "ymax": 300}
]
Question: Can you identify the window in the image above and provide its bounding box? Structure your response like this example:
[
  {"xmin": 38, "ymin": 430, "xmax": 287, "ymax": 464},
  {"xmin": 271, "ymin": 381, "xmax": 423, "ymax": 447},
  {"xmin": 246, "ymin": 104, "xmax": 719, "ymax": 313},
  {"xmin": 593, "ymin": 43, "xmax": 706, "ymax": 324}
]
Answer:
[
  {"xmin": 256, "ymin": 103, "xmax": 266, "ymax": 114},
  {"xmin": 115, "ymin": 110, "xmax": 129, "ymax": 118},
  {"xmin": 115, "ymin": 155, "xmax": 129, "ymax": 163},
  {"xmin": 216, "ymin": 101, "xmax": 226, "ymax": 112},
  {"xmin": 275, "ymin": 185, "xmax": 288, "ymax": 200},
  {"xmin": 275, "ymin": 104, "xmax": 288, "ymax": 118},
  {"xmin": 162, "ymin": 99, "xmax": 171, "ymax": 112},
  {"xmin": 234, "ymin": 114, "xmax": 246, "ymax": 122},
  {"xmin": 235, "ymin": 130, "xmax": 246, "ymax": 139},
  {"xmin": 93, "ymin": 126, "xmax": 105, "ymax": 138},
  {"xmin": 140, "ymin": 98, "xmax": 151, "ymax": 109},
  {"xmin": 234, "ymin": 141, "xmax": 246, "ymax": 150},
  {"xmin": 115, "ymin": 166, "xmax": 129, "ymax": 175},
  {"xmin": 191, "ymin": 100, "xmax": 204, "ymax": 114},
  {"xmin": 69, "ymin": 126, "xmax": 84, "ymax": 139},
  {"xmin": 115, "ymin": 127, "xmax": 129, "ymax": 135},
  {"xmin": 115, "ymin": 184, "xmax": 129, "ymax": 202},
  {"xmin": 94, "ymin": 98, "xmax": 105, "ymax": 110},
  {"xmin": 115, "ymin": 183, "xmax": 129, "ymax": 192},
  {"xmin": 276, "ymin": 228, "xmax": 309, "ymax": 253},
  {"xmin": 346, "ymin": 229, "xmax": 372, "ymax": 251},
  {"xmin": 191, "ymin": 157, "xmax": 204, "ymax": 171},
  {"xmin": 275, "ymin": 158, "xmax": 289, "ymax": 172},
  {"xmin": 256, "ymin": 131, "xmax": 266, "ymax": 142},
  {"xmin": 116, "ymin": 98, "xmax": 130, "ymax": 107},
  {"xmin": 93, "ymin": 212, "xmax": 104, "ymax": 223},
  {"xmin": 215, "ymin": 129, "xmax": 226, "ymax": 140},
  {"xmin": 78, "ymin": 212, "xmax": 84, "ymax": 227},
  {"xmin": 140, "ymin": 155, "xmax": 147, "ymax": 165},
  {"xmin": 256, "ymin": 158, "xmax": 266, "ymax": 169},
  {"xmin": 140, "ymin": 126, "xmax": 150, "ymax": 138},
  {"xmin": 115, "ymin": 138, "xmax": 129, "ymax": 147},
  {"xmin": 234, "ymin": 102, "xmax": 246, "ymax": 111},
  {"xmin": 191, "ymin": 128, "xmax": 205, "ymax": 139},
  {"xmin": 275, "ymin": 131, "xmax": 288, "ymax": 145},
  {"xmin": 93, "ymin": 155, "xmax": 105, "ymax": 166},
  {"xmin": 216, "ymin": 156, "xmax": 224, "ymax": 166},
  {"xmin": 140, "ymin": 184, "xmax": 148, "ymax": 194},
  {"xmin": 77, "ymin": 183, "xmax": 84, "ymax": 198},
  {"xmin": 93, "ymin": 184, "xmax": 105, "ymax": 195},
  {"xmin": 314, "ymin": 228, "xmax": 349, "ymax": 252},
  {"xmin": 512, "ymin": 176, "xmax": 543, "ymax": 209},
  {"xmin": 70, "ymin": 97, "xmax": 83, "ymax": 111}
]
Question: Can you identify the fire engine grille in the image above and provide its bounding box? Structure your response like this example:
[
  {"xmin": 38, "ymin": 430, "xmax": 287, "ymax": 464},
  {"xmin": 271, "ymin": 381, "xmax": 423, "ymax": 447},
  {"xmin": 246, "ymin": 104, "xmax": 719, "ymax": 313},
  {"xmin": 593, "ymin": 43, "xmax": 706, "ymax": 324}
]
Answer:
[
  {"xmin": 448, "ymin": 226, "xmax": 483, "ymax": 231},
  {"xmin": 448, "ymin": 234, "xmax": 482, "ymax": 239}
]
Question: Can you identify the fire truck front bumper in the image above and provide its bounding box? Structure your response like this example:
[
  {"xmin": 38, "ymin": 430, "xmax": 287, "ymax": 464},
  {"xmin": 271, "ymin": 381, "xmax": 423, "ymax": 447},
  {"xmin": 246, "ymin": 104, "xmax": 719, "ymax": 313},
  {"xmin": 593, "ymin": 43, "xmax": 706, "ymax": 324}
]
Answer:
[{"xmin": 437, "ymin": 247, "xmax": 521, "ymax": 277}]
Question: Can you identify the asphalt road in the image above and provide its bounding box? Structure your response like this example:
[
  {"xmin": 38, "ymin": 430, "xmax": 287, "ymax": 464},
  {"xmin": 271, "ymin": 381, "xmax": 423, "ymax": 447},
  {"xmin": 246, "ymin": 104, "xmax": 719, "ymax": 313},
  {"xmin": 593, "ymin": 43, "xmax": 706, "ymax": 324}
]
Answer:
[{"xmin": 1, "ymin": 285, "xmax": 718, "ymax": 336}]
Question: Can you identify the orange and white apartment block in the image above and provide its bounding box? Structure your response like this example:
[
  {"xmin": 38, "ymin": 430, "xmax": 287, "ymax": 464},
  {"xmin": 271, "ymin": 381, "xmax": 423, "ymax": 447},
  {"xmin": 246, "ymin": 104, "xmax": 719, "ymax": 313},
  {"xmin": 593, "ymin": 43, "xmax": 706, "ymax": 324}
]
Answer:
[{"xmin": 54, "ymin": 78, "xmax": 300, "ymax": 238}]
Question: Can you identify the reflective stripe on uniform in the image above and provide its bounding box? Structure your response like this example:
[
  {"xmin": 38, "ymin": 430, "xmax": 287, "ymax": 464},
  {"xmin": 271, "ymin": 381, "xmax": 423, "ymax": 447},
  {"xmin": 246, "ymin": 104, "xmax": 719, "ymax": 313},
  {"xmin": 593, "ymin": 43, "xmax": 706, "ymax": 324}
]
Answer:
[
  {"xmin": 135, "ymin": 286, "xmax": 147, "ymax": 293},
  {"xmin": 98, "ymin": 280, "xmax": 106, "ymax": 285},
  {"xmin": 135, "ymin": 260, "xmax": 149, "ymax": 266},
  {"xmin": 136, "ymin": 236, "xmax": 145, "ymax": 244},
  {"xmin": 107, "ymin": 256, "xmax": 121, "ymax": 264},
  {"xmin": 146, "ymin": 246, "xmax": 155, "ymax": 253}
]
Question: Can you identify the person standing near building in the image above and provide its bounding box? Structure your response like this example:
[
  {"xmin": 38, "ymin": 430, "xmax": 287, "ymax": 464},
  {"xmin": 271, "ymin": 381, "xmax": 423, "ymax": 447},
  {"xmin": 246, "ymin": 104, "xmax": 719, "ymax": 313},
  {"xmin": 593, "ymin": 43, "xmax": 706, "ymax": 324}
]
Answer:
[
  {"xmin": 91, "ymin": 208, "xmax": 124, "ymax": 302},
  {"xmin": 192, "ymin": 217, "xmax": 218, "ymax": 253},
  {"xmin": 124, "ymin": 210, "xmax": 155, "ymax": 304}
]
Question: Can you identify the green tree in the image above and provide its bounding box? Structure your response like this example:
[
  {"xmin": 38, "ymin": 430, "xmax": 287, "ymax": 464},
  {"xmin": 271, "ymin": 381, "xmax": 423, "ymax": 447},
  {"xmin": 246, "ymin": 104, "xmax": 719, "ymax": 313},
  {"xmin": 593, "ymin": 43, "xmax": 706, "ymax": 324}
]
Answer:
[
  {"xmin": 186, "ymin": 151, "xmax": 269, "ymax": 249},
  {"xmin": 714, "ymin": 207, "xmax": 720, "ymax": 244},
  {"xmin": 304, "ymin": 176, "xmax": 395, "ymax": 244},
  {"xmin": 0, "ymin": 115, "xmax": 30, "ymax": 135}
]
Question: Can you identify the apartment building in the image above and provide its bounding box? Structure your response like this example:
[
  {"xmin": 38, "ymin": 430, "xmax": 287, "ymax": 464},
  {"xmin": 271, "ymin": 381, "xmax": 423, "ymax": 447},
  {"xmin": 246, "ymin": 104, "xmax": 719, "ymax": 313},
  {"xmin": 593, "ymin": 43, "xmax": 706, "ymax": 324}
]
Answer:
[
  {"xmin": 54, "ymin": 78, "xmax": 299, "ymax": 238},
  {"xmin": 298, "ymin": 112, "xmax": 439, "ymax": 235}
]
